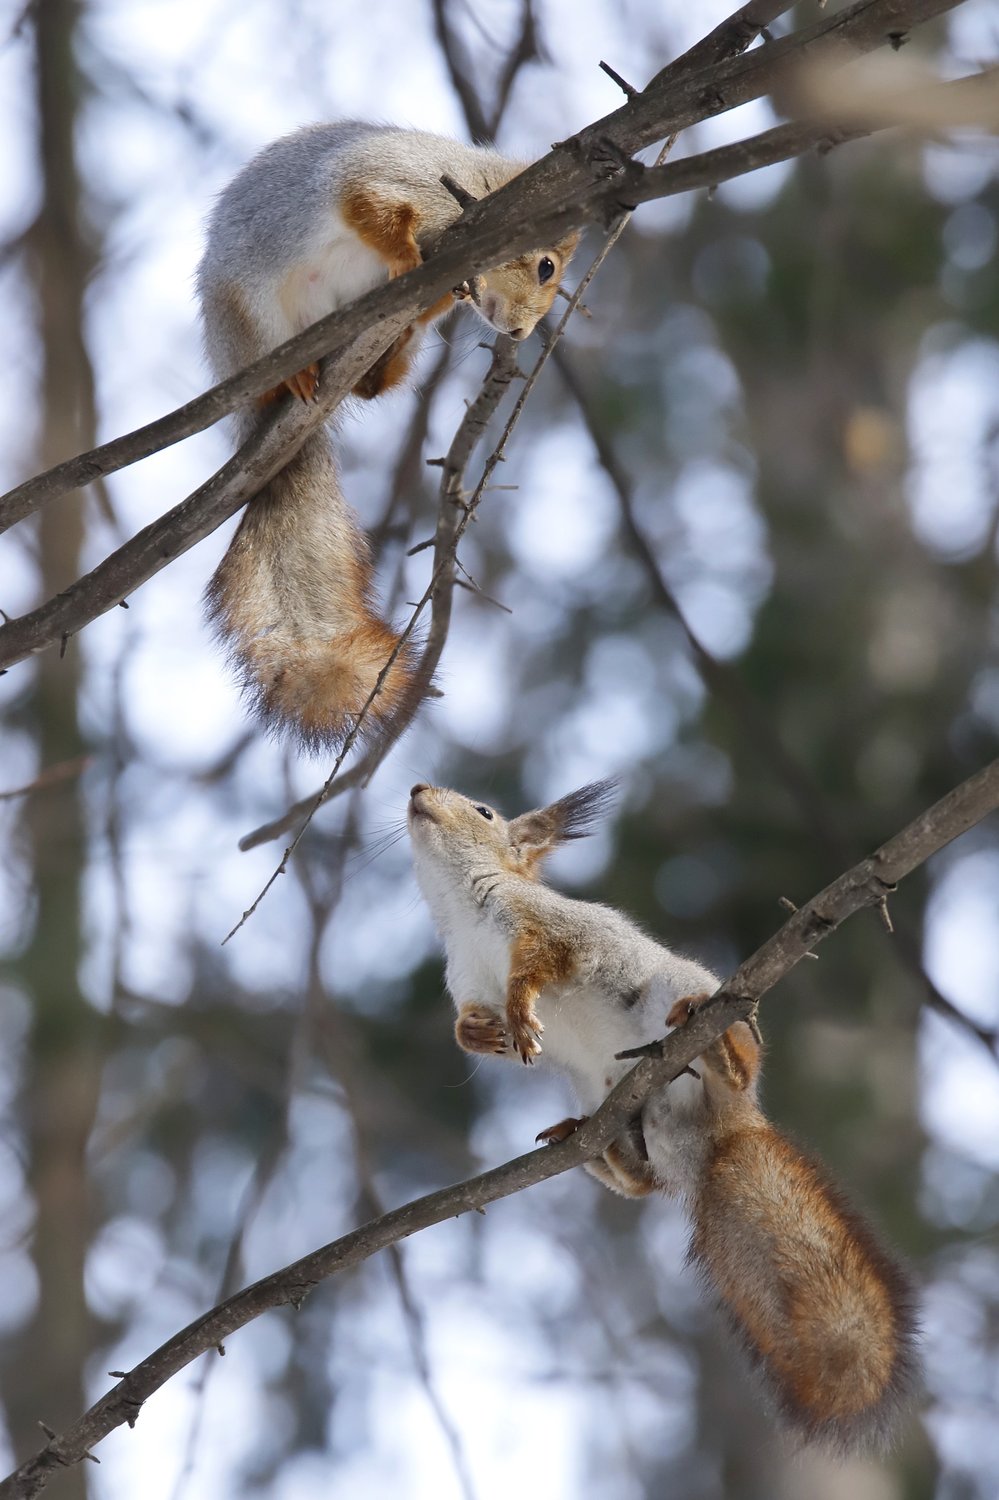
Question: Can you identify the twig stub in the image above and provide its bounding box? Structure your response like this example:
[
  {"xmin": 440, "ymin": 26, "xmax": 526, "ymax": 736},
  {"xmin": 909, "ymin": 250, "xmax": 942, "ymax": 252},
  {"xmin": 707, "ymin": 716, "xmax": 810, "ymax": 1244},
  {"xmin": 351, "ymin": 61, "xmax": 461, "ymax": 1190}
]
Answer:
[
  {"xmin": 599, "ymin": 59, "xmax": 639, "ymax": 98},
  {"xmin": 440, "ymin": 173, "xmax": 477, "ymax": 209}
]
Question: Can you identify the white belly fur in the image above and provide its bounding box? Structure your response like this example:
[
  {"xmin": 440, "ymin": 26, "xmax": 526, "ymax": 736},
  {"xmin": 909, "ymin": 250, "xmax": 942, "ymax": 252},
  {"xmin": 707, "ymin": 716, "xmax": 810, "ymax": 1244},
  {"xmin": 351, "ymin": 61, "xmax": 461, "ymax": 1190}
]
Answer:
[
  {"xmin": 439, "ymin": 900, "xmax": 681, "ymax": 1114},
  {"xmin": 247, "ymin": 208, "xmax": 390, "ymax": 357},
  {"xmin": 283, "ymin": 208, "xmax": 389, "ymax": 330},
  {"xmin": 534, "ymin": 981, "xmax": 667, "ymax": 1113}
]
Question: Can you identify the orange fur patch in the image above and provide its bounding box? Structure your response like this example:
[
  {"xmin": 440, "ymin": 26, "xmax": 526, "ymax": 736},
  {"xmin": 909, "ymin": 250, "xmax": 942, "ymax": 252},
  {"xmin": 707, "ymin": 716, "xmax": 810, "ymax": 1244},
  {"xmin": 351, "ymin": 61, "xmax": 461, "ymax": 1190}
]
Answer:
[
  {"xmin": 341, "ymin": 183, "xmax": 422, "ymax": 277},
  {"xmin": 259, "ymin": 363, "xmax": 321, "ymax": 407},
  {"xmin": 505, "ymin": 927, "xmax": 576, "ymax": 1062},
  {"xmin": 709, "ymin": 1023, "xmax": 760, "ymax": 1091},
  {"xmin": 353, "ymin": 327, "xmax": 417, "ymax": 399},
  {"xmin": 261, "ymin": 613, "xmax": 411, "ymax": 743},
  {"xmin": 415, "ymin": 293, "xmax": 457, "ymax": 327}
]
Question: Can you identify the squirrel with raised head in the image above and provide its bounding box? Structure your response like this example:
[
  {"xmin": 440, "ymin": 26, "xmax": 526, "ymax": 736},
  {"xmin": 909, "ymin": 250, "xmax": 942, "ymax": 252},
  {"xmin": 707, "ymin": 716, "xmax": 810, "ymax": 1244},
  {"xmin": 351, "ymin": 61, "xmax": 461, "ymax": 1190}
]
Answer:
[
  {"xmin": 407, "ymin": 779, "xmax": 919, "ymax": 1453},
  {"xmin": 197, "ymin": 123, "xmax": 577, "ymax": 751}
]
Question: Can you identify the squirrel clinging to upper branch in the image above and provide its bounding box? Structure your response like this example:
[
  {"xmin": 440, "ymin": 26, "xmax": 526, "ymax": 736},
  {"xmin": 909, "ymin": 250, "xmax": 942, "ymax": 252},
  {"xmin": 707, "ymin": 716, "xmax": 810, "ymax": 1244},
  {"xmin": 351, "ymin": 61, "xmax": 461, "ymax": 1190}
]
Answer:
[
  {"xmin": 197, "ymin": 122, "xmax": 577, "ymax": 752},
  {"xmin": 407, "ymin": 779, "xmax": 920, "ymax": 1454}
]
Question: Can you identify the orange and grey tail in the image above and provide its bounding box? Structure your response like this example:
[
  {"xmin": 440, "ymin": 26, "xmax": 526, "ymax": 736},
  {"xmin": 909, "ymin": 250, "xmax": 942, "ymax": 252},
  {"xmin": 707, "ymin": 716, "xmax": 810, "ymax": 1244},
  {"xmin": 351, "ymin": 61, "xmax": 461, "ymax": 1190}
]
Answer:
[
  {"xmin": 206, "ymin": 430, "xmax": 418, "ymax": 752},
  {"xmin": 692, "ymin": 1123, "xmax": 919, "ymax": 1452}
]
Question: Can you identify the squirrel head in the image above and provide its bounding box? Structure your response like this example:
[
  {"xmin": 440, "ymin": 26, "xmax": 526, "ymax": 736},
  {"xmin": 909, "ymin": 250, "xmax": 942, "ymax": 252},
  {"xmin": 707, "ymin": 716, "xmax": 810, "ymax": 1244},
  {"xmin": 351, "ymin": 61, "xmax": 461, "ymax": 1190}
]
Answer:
[
  {"xmin": 456, "ymin": 232, "xmax": 579, "ymax": 340},
  {"xmin": 407, "ymin": 778, "xmax": 615, "ymax": 886}
]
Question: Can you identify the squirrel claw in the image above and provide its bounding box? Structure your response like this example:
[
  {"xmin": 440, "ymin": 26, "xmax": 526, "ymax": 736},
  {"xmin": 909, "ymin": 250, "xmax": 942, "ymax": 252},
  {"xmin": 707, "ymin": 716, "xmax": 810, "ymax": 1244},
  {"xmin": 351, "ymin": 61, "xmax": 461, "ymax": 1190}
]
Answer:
[
  {"xmin": 512, "ymin": 1018, "xmax": 544, "ymax": 1064},
  {"xmin": 285, "ymin": 363, "xmax": 320, "ymax": 403},
  {"xmin": 666, "ymin": 991, "xmax": 712, "ymax": 1030},
  {"xmin": 536, "ymin": 1115, "xmax": 588, "ymax": 1145}
]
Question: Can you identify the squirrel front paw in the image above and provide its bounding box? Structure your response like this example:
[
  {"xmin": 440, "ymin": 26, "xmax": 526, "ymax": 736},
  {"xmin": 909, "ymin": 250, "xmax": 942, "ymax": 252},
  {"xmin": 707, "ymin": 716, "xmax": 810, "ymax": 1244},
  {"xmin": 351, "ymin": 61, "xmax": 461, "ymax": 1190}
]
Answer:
[
  {"xmin": 666, "ymin": 991, "xmax": 712, "ymax": 1030},
  {"xmin": 259, "ymin": 362, "xmax": 320, "ymax": 406},
  {"xmin": 286, "ymin": 363, "xmax": 320, "ymax": 403},
  {"xmin": 510, "ymin": 1012, "xmax": 544, "ymax": 1065},
  {"xmin": 455, "ymin": 1004, "xmax": 511, "ymax": 1057}
]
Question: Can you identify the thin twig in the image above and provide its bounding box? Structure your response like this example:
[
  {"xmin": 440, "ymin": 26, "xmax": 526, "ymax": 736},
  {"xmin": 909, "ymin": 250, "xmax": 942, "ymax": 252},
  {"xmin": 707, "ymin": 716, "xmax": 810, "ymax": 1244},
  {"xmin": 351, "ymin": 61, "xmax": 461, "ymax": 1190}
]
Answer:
[{"xmin": 0, "ymin": 754, "xmax": 91, "ymax": 801}]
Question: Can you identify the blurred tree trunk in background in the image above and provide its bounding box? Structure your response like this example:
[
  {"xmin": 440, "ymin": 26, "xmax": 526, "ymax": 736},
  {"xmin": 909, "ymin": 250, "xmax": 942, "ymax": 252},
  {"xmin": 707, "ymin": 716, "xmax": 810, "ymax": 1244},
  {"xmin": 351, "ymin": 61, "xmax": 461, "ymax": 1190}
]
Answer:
[{"xmin": 3, "ymin": 2, "xmax": 102, "ymax": 1491}]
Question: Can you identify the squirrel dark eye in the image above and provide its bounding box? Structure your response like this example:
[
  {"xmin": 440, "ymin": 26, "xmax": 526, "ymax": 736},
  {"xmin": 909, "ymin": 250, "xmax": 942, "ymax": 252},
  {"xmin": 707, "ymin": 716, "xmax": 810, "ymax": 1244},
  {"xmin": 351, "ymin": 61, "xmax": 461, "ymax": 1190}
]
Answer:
[
  {"xmin": 537, "ymin": 256, "xmax": 556, "ymax": 285},
  {"xmin": 474, "ymin": 805, "xmax": 494, "ymax": 821}
]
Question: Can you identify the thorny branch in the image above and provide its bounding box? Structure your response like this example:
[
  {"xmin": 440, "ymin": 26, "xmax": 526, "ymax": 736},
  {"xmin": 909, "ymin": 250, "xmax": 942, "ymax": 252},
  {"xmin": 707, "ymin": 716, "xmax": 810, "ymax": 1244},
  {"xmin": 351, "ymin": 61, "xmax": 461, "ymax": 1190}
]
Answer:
[
  {"xmin": 237, "ymin": 208, "xmax": 627, "ymax": 854},
  {"xmin": 0, "ymin": 0, "xmax": 972, "ymax": 607},
  {"xmin": 3, "ymin": 752, "xmax": 998, "ymax": 1500},
  {"xmin": 223, "ymin": 338, "xmax": 522, "ymax": 906},
  {"xmin": 231, "ymin": 0, "xmax": 974, "ymax": 854}
]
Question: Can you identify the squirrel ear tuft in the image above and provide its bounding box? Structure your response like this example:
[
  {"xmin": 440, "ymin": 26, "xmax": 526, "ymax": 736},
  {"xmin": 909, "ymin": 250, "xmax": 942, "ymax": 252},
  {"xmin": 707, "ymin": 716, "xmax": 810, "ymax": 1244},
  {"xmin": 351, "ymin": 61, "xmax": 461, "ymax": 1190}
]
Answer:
[
  {"xmin": 509, "ymin": 778, "xmax": 617, "ymax": 852},
  {"xmin": 546, "ymin": 778, "xmax": 618, "ymax": 841}
]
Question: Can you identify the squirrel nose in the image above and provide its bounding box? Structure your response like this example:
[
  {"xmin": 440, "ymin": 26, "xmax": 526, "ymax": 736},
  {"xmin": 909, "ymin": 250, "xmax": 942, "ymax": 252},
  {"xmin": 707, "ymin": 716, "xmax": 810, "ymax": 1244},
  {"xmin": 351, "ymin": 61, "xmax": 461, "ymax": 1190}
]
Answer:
[
  {"xmin": 410, "ymin": 783, "xmax": 430, "ymax": 798},
  {"xmin": 508, "ymin": 326, "xmax": 527, "ymax": 341}
]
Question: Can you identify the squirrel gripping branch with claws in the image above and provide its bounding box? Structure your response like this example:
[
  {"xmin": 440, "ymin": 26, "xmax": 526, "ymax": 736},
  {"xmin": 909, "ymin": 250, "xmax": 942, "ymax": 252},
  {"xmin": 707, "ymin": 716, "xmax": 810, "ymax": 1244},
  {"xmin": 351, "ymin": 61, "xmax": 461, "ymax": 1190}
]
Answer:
[
  {"xmin": 407, "ymin": 779, "xmax": 920, "ymax": 1454},
  {"xmin": 197, "ymin": 122, "xmax": 577, "ymax": 751}
]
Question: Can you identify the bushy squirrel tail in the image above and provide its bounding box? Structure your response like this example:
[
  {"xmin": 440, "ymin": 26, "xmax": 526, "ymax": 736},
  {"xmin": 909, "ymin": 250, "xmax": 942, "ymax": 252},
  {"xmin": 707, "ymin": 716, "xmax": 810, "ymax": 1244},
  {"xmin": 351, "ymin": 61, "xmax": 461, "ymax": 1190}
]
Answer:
[
  {"xmin": 692, "ymin": 1121, "xmax": 920, "ymax": 1453},
  {"xmin": 205, "ymin": 429, "xmax": 417, "ymax": 752}
]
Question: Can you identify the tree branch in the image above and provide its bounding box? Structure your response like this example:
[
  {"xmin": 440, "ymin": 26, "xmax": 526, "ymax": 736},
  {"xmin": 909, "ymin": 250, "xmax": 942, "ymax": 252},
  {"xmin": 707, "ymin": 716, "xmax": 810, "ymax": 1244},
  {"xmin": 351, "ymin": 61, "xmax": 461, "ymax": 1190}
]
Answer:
[
  {"xmin": 0, "ymin": 333, "xmax": 415, "ymax": 667},
  {"xmin": 3, "ymin": 752, "xmax": 997, "ymax": 1498},
  {"xmin": 232, "ymin": 32, "xmax": 988, "ymax": 858},
  {"xmin": 0, "ymin": 0, "xmax": 964, "ymax": 542},
  {"xmin": 430, "ymin": 0, "xmax": 493, "ymax": 143},
  {"xmin": 8, "ymin": 64, "xmax": 981, "ymax": 678}
]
